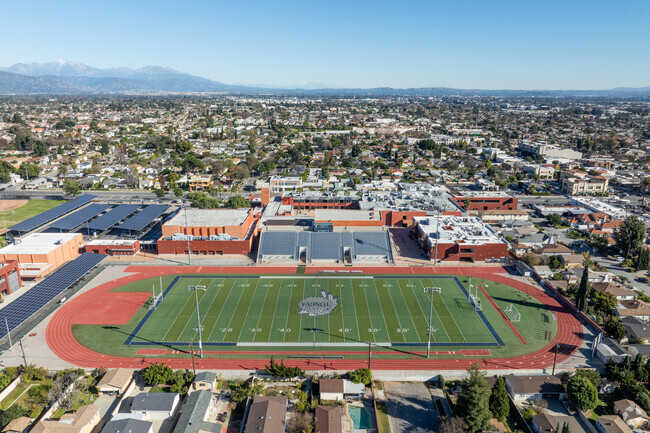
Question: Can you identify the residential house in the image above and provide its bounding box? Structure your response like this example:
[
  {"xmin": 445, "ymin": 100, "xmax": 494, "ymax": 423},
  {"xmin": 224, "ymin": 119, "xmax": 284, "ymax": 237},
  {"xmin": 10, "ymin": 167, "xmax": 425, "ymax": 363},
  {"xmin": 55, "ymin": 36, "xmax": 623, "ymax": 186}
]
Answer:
[
  {"xmin": 560, "ymin": 254, "xmax": 585, "ymax": 269},
  {"xmin": 532, "ymin": 413, "xmax": 557, "ymax": 433},
  {"xmin": 96, "ymin": 369, "xmax": 133, "ymax": 396},
  {"xmin": 315, "ymin": 406, "xmax": 342, "ymax": 433},
  {"xmin": 190, "ymin": 371, "xmax": 218, "ymax": 393},
  {"xmin": 595, "ymin": 338, "xmax": 631, "ymax": 363},
  {"xmin": 504, "ymin": 375, "xmax": 566, "ymax": 402},
  {"xmin": 596, "ymin": 416, "xmax": 632, "ymax": 433},
  {"xmin": 130, "ymin": 393, "xmax": 180, "ymax": 420},
  {"xmin": 2, "ymin": 417, "xmax": 32, "ymax": 433},
  {"xmin": 101, "ymin": 418, "xmax": 153, "ymax": 433},
  {"xmin": 319, "ymin": 379, "xmax": 366, "ymax": 401},
  {"xmin": 621, "ymin": 317, "xmax": 650, "ymax": 343},
  {"xmin": 615, "ymin": 300, "xmax": 650, "ymax": 322},
  {"xmin": 538, "ymin": 244, "xmax": 573, "ymax": 256},
  {"xmin": 613, "ymin": 399, "xmax": 650, "ymax": 429},
  {"xmin": 31, "ymin": 405, "xmax": 100, "ymax": 433},
  {"xmin": 243, "ymin": 396, "xmax": 287, "ymax": 433},
  {"xmin": 592, "ymin": 283, "xmax": 636, "ymax": 301},
  {"xmin": 173, "ymin": 390, "xmax": 221, "ymax": 433}
]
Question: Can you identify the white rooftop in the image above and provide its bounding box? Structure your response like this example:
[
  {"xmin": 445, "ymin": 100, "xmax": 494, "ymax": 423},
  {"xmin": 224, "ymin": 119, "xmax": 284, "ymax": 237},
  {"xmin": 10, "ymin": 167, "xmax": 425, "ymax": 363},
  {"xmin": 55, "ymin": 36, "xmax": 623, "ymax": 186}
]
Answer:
[
  {"xmin": 166, "ymin": 208, "xmax": 251, "ymax": 227},
  {"xmin": 0, "ymin": 233, "xmax": 80, "ymax": 255},
  {"xmin": 315, "ymin": 209, "xmax": 381, "ymax": 221},
  {"xmin": 414, "ymin": 215, "xmax": 503, "ymax": 245},
  {"xmin": 454, "ymin": 190, "xmax": 512, "ymax": 198},
  {"xmin": 86, "ymin": 239, "xmax": 138, "ymax": 246}
]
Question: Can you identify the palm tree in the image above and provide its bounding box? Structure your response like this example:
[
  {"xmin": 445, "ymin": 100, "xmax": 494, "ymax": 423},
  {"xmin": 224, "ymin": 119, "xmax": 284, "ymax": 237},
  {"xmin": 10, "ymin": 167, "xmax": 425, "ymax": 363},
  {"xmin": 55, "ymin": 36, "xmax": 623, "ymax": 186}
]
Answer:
[{"xmin": 642, "ymin": 177, "xmax": 650, "ymax": 207}]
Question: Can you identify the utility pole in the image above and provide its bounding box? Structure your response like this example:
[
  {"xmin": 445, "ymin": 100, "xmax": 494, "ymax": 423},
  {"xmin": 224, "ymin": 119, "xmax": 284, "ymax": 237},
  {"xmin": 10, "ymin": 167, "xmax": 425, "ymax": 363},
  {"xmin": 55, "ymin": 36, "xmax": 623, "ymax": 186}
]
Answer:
[
  {"xmin": 189, "ymin": 340, "xmax": 197, "ymax": 375},
  {"xmin": 18, "ymin": 339, "xmax": 27, "ymax": 365},
  {"xmin": 188, "ymin": 285, "xmax": 206, "ymax": 357},
  {"xmin": 422, "ymin": 287, "xmax": 441, "ymax": 358},
  {"xmin": 552, "ymin": 342, "xmax": 560, "ymax": 375},
  {"xmin": 367, "ymin": 341, "xmax": 372, "ymax": 370},
  {"xmin": 5, "ymin": 318, "xmax": 12, "ymax": 352}
]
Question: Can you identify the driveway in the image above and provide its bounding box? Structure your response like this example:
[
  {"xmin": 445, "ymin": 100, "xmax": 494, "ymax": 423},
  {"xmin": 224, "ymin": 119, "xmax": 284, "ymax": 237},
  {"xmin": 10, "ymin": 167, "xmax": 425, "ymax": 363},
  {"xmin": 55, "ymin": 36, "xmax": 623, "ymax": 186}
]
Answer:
[{"xmin": 384, "ymin": 382, "xmax": 437, "ymax": 433}]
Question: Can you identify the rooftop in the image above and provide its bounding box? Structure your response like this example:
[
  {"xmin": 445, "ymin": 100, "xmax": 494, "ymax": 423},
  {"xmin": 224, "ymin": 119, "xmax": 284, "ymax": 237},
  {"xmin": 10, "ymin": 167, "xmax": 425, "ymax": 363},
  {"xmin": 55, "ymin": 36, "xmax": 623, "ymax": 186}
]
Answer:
[
  {"xmin": 166, "ymin": 208, "xmax": 251, "ymax": 227},
  {"xmin": 0, "ymin": 233, "xmax": 80, "ymax": 255},
  {"xmin": 315, "ymin": 209, "xmax": 381, "ymax": 222},
  {"xmin": 414, "ymin": 216, "xmax": 503, "ymax": 245}
]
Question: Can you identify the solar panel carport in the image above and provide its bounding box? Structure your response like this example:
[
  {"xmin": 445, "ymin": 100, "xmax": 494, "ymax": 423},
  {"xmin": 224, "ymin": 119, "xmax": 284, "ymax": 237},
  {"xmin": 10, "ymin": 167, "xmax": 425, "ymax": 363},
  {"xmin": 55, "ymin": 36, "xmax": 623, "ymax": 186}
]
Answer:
[
  {"xmin": 9, "ymin": 195, "xmax": 97, "ymax": 233},
  {"xmin": 116, "ymin": 205, "xmax": 169, "ymax": 232},
  {"xmin": 49, "ymin": 203, "xmax": 113, "ymax": 231},
  {"xmin": 86, "ymin": 204, "xmax": 141, "ymax": 231},
  {"xmin": 0, "ymin": 253, "xmax": 106, "ymax": 339}
]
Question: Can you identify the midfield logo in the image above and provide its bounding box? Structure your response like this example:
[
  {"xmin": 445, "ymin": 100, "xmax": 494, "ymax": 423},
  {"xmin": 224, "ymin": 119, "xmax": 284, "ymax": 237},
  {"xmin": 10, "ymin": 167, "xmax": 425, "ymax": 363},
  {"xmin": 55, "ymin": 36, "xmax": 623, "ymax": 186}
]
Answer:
[{"xmin": 298, "ymin": 291, "xmax": 339, "ymax": 317}]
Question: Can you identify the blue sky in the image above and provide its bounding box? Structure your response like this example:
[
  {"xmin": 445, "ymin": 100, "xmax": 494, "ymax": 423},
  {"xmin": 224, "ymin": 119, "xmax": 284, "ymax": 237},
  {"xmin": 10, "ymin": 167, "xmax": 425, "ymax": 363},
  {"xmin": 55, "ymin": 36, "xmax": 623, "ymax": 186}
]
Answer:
[{"xmin": 2, "ymin": 0, "xmax": 648, "ymax": 89}]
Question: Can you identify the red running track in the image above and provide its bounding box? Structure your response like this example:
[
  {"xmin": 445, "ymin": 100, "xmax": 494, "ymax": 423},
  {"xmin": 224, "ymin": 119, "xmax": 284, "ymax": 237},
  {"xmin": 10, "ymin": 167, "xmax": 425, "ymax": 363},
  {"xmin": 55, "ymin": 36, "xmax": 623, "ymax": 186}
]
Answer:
[{"xmin": 46, "ymin": 266, "xmax": 583, "ymax": 371}]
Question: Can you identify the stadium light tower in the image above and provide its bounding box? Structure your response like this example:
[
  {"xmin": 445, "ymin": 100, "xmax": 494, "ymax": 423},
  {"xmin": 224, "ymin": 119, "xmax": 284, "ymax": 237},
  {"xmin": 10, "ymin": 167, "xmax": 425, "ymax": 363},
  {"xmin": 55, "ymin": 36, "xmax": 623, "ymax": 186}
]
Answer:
[
  {"xmin": 188, "ymin": 285, "xmax": 206, "ymax": 357},
  {"xmin": 184, "ymin": 203, "xmax": 192, "ymax": 266},
  {"xmin": 422, "ymin": 286, "xmax": 441, "ymax": 358}
]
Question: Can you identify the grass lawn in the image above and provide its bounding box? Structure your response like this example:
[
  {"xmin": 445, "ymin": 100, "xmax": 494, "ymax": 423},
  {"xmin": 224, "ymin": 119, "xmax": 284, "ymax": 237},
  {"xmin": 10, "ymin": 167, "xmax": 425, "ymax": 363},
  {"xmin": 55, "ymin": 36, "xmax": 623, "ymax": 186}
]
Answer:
[
  {"xmin": 375, "ymin": 400, "xmax": 392, "ymax": 433},
  {"xmin": 0, "ymin": 199, "xmax": 66, "ymax": 227},
  {"xmin": 72, "ymin": 273, "xmax": 557, "ymax": 361}
]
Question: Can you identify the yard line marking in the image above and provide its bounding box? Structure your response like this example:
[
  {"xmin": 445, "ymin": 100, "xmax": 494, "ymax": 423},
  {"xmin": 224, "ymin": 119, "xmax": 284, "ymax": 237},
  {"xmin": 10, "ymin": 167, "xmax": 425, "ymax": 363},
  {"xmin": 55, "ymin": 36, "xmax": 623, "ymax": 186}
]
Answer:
[
  {"xmin": 232, "ymin": 278, "xmax": 264, "ymax": 343},
  {"xmin": 429, "ymin": 278, "xmax": 468, "ymax": 343},
  {"xmin": 177, "ymin": 278, "xmax": 218, "ymax": 342},
  {"xmin": 366, "ymin": 278, "xmax": 393, "ymax": 343},
  {"xmin": 409, "ymin": 278, "xmax": 451, "ymax": 342},
  {"xmin": 204, "ymin": 279, "xmax": 237, "ymax": 341},
  {"xmin": 161, "ymin": 277, "xmax": 206, "ymax": 342}
]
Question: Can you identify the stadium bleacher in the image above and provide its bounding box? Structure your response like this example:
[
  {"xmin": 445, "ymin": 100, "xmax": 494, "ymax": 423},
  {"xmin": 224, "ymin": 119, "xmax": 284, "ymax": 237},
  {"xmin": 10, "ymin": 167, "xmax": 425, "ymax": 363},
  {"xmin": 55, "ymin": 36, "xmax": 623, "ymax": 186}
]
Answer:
[{"xmin": 0, "ymin": 253, "xmax": 107, "ymax": 339}]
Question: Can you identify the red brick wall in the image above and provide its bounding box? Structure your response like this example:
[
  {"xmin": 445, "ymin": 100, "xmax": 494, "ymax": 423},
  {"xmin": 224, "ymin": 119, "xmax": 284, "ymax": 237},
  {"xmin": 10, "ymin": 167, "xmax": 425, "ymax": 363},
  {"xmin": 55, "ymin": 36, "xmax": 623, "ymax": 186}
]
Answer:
[
  {"xmin": 451, "ymin": 196, "xmax": 518, "ymax": 211},
  {"xmin": 157, "ymin": 237, "xmax": 254, "ymax": 255},
  {"xmin": 84, "ymin": 241, "xmax": 140, "ymax": 256}
]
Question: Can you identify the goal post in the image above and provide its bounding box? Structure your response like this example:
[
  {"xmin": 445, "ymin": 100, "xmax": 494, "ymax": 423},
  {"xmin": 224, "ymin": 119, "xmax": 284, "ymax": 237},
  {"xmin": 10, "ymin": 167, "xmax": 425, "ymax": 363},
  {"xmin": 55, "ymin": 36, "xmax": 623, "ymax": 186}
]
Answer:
[{"xmin": 503, "ymin": 303, "xmax": 521, "ymax": 322}]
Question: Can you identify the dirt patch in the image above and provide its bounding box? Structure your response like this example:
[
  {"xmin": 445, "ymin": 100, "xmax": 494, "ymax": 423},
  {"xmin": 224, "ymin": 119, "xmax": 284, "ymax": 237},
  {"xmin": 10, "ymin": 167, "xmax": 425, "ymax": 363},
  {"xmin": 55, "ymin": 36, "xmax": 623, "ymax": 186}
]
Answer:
[
  {"xmin": 72, "ymin": 291, "xmax": 151, "ymax": 325},
  {"xmin": 0, "ymin": 200, "xmax": 28, "ymax": 211}
]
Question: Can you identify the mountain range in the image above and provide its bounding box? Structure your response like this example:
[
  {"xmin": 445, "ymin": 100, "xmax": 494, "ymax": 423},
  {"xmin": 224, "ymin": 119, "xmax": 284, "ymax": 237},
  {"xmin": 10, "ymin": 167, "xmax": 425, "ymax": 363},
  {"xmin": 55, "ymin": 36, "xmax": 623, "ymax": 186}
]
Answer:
[{"xmin": 1, "ymin": 60, "xmax": 649, "ymax": 97}]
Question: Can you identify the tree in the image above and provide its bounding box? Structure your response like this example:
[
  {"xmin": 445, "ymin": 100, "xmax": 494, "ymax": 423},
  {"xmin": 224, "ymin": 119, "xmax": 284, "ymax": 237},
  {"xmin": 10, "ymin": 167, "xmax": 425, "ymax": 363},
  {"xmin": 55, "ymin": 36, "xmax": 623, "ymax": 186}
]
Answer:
[
  {"xmin": 142, "ymin": 363, "xmax": 172, "ymax": 386},
  {"xmin": 464, "ymin": 198, "xmax": 472, "ymax": 210},
  {"xmin": 547, "ymin": 214, "xmax": 563, "ymax": 228},
  {"xmin": 548, "ymin": 255, "xmax": 563, "ymax": 271},
  {"xmin": 489, "ymin": 376, "xmax": 509, "ymax": 421},
  {"xmin": 0, "ymin": 405, "xmax": 27, "ymax": 429},
  {"xmin": 62, "ymin": 178, "xmax": 80, "ymax": 197},
  {"xmin": 457, "ymin": 363, "xmax": 491, "ymax": 433},
  {"xmin": 264, "ymin": 357, "xmax": 304, "ymax": 378},
  {"xmin": 604, "ymin": 317, "xmax": 626, "ymax": 342},
  {"xmin": 567, "ymin": 375, "xmax": 598, "ymax": 410},
  {"xmin": 229, "ymin": 379, "xmax": 264, "ymax": 402},
  {"xmin": 231, "ymin": 165, "xmax": 250, "ymax": 181},
  {"xmin": 573, "ymin": 369, "xmax": 601, "ymax": 390},
  {"xmin": 348, "ymin": 368, "xmax": 372, "ymax": 385},
  {"xmin": 225, "ymin": 196, "xmax": 250, "ymax": 209},
  {"xmin": 33, "ymin": 141, "xmax": 48, "ymax": 157},
  {"xmin": 101, "ymin": 140, "xmax": 110, "ymax": 155},
  {"xmin": 20, "ymin": 163, "xmax": 40, "ymax": 179},
  {"xmin": 154, "ymin": 189, "xmax": 165, "ymax": 198},
  {"xmin": 576, "ymin": 266, "xmax": 589, "ymax": 311},
  {"xmin": 439, "ymin": 416, "xmax": 467, "ymax": 433},
  {"xmin": 636, "ymin": 247, "xmax": 650, "ymax": 272},
  {"xmin": 614, "ymin": 216, "xmax": 646, "ymax": 260}
]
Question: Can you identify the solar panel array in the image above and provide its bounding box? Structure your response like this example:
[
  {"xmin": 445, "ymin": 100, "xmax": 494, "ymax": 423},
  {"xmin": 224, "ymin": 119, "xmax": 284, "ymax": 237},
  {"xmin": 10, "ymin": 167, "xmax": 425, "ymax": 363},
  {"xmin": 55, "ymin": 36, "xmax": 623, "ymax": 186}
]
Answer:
[
  {"xmin": 86, "ymin": 204, "xmax": 141, "ymax": 231},
  {"xmin": 9, "ymin": 195, "xmax": 97, "ymax": 233},
  {"xmin": 49, "ymin": 203, "xmax": 113, "ymax": 231},
  {"xmin": 0, "ymin": 253, "xmax": 106, "ymax": 339},
  {"xmin": 116, "ymin": 205, "xmax": 169, "ymax": 231}
]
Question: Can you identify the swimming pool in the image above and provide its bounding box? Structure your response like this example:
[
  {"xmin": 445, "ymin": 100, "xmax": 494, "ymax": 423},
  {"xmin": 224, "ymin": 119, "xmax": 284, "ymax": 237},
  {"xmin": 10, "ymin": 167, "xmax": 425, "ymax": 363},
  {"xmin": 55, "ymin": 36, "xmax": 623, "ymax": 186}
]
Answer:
[{"xmin": 348, "ymin": 406, "xmax": 372, "ymax": 430}]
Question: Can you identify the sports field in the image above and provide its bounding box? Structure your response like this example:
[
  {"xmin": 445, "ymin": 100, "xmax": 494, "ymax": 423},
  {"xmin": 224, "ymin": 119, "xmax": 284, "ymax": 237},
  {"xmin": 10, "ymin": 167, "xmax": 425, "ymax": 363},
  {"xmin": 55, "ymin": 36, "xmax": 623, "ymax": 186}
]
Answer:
[
  {"xmin": 130, "ymin": 276, "xmax": 501, "ymax": 346},
  {"xmin": 52, "ymin": 266, "xmax": 580, "ymax": 369}
]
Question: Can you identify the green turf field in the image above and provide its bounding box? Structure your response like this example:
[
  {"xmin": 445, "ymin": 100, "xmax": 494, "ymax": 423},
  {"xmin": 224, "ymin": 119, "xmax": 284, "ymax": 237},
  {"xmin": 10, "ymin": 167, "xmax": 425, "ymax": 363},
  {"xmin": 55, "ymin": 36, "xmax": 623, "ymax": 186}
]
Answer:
[
  {"xmin": 0, "ymin": 199, "xmax": 66, "ymax": 228},
  {"xmin": 131, "ymin": 276, "xmax": 502, "ymax": 346},
  {"xmin": 72, "ymin": 273, "xmax": 558, "ymax": 358}
]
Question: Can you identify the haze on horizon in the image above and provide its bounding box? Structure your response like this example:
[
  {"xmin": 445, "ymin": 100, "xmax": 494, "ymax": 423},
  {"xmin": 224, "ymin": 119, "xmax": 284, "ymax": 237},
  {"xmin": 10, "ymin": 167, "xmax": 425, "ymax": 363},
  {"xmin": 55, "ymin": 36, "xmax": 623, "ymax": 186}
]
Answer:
[{"xmin": 2, "ymin": 0, "xmax": 649, "ymax": 91}]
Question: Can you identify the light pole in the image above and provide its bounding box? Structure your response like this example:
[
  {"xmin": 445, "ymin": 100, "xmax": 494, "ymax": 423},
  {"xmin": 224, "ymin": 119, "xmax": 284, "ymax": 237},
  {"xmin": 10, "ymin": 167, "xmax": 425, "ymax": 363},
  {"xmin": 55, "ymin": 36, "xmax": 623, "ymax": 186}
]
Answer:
[
  {"xmin": 433, "ymin": 211, "xmax": 440, "ymax": 265},
  {"xmin": 188, "ymin": 285, "xmax": 206, "ymax": 357},
  {"xmin": 422, "ymin": 287, "xmax": 441, "ymax": 358},
  {"xmin": 184, "ymin": 203, "xmax": 192, "ymax": 266}
]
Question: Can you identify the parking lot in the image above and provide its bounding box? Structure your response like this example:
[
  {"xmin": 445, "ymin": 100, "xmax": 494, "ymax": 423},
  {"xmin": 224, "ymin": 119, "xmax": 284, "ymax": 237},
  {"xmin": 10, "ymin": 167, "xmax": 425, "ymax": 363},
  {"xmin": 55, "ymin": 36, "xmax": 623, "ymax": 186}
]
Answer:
[{"xmin": 384, "ymin": 382, "xmax": 437, "ymax": 433}]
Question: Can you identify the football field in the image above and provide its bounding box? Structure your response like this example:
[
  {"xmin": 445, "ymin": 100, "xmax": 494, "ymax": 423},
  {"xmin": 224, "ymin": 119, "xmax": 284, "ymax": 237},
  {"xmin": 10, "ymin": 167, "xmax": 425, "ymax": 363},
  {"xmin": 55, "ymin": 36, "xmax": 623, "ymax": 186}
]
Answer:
[{"xmin": 128, "ymin": 275, "xmax": 502, "ymax": 346}]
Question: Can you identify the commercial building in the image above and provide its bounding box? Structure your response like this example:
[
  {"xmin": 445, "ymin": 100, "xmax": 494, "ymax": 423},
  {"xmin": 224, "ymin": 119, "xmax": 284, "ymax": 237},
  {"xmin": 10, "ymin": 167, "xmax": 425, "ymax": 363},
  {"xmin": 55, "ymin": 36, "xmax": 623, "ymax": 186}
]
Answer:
[
  {"xmin": 0, "ymin": 261, "xmax": 21, "ymax": 296},
  {"xmin": 314, "ymin": 209, "xmax": 383, "ymax": 227},
  {"xmin": 450, "ymin": 191, "xmax": 518, "ymax": 211},
  {"xmin": 188, "ymin": 176, "xmax": 212, "ymax": 191},
  {"xmin": 413, "ymin": 215, "xmax": 509, "ymax": 262},
  {"xmin": 157, "ymin": 208, "xmax": 257, "ymax": 255},
  {"xmin": 519, "ymin": 140, "xmax": 583, "ymax": 161},
  {"xmin": 84, "ymin": 240, "xmax": 140, "ymax": 256},
  {"xmin": 0, "ymin": 233, "xmax": 83, "ymax": 279},
  {"xmin": 562, "ymin": 174, "xmax": 609, "ymax": 196}
]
